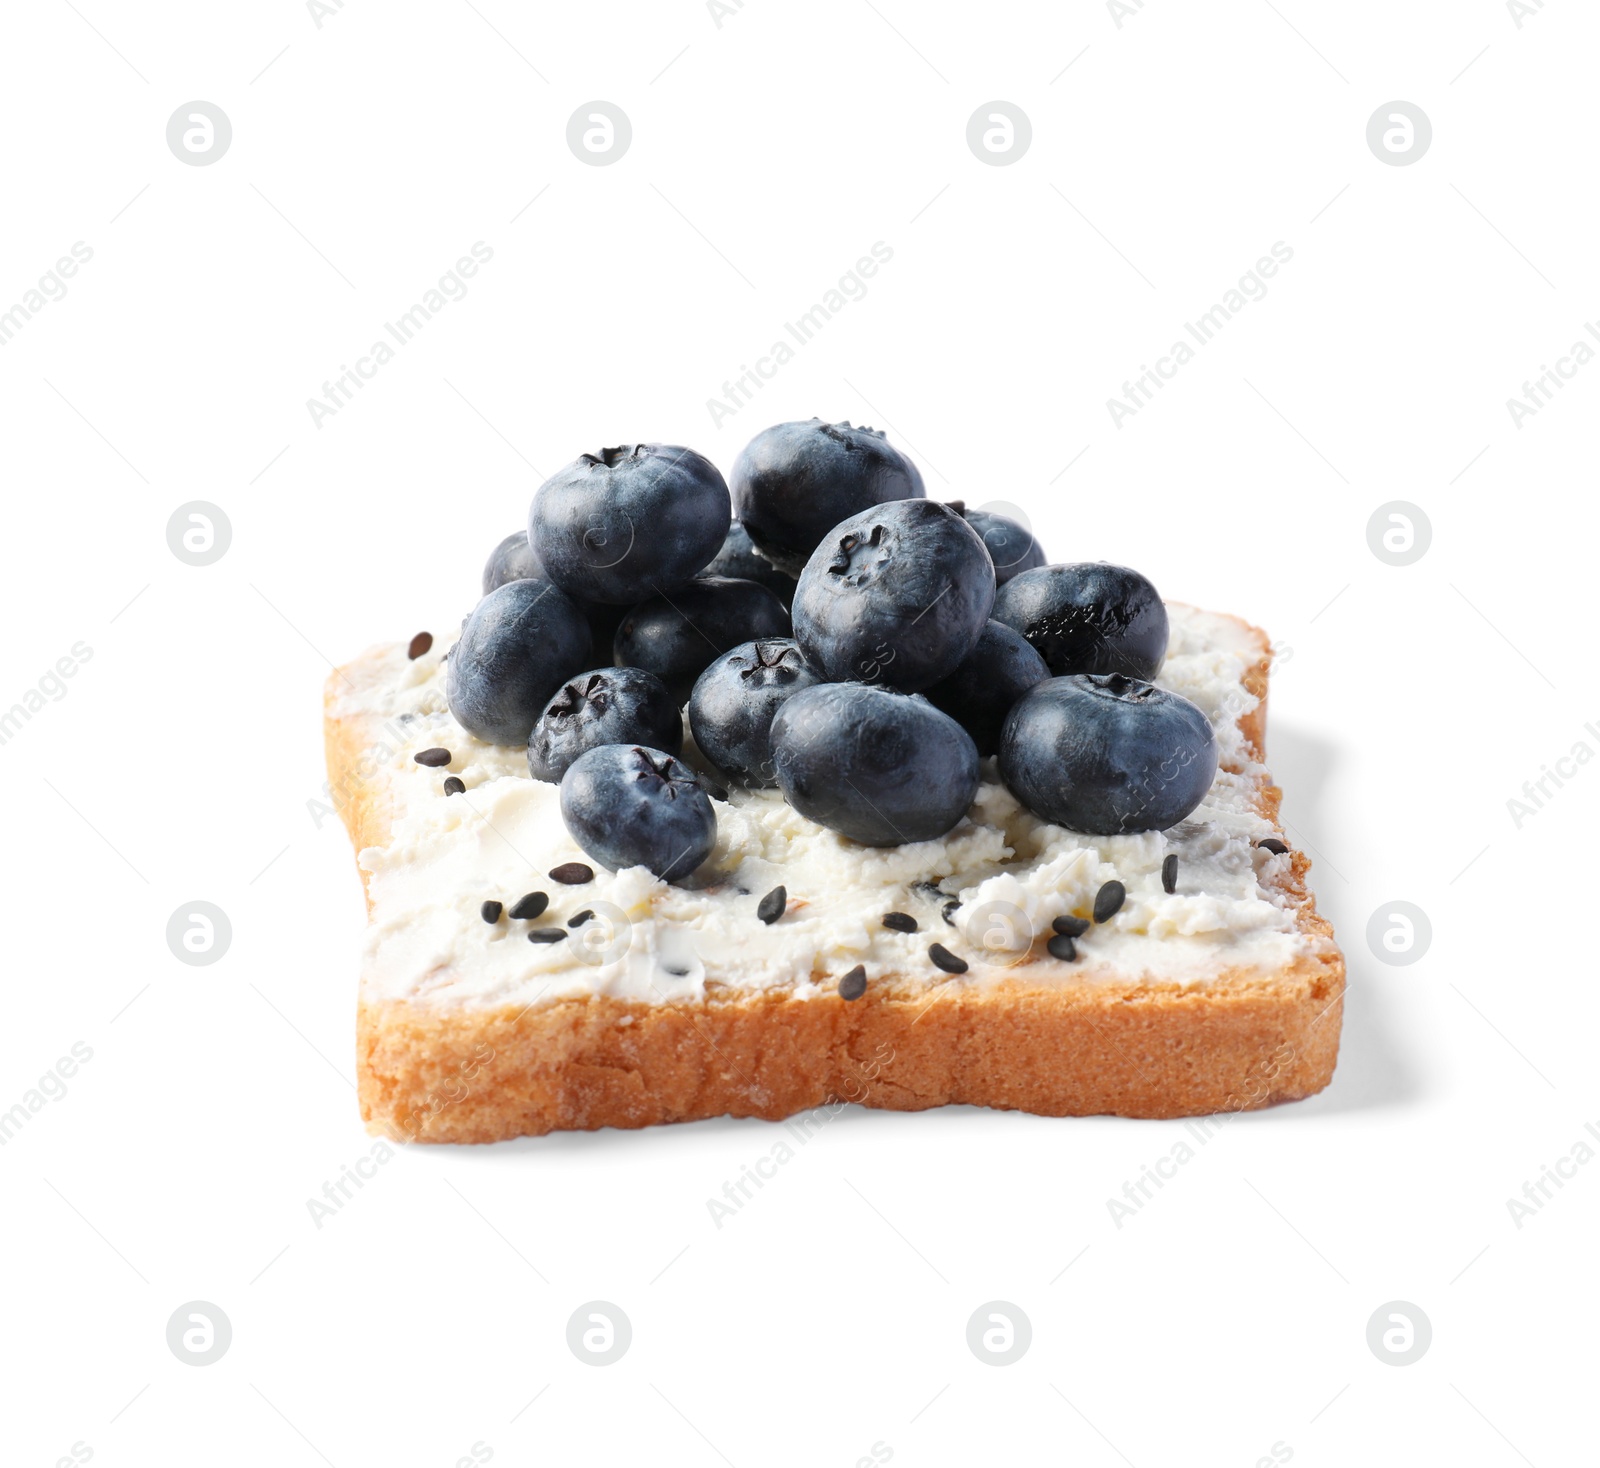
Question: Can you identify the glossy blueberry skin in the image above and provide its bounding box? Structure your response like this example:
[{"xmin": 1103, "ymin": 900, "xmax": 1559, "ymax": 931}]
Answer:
[
  {"xmin": 705, "ymin": 520, "xmax": 798, "ymax": 608},
  {"xmin": 482, "ymin": 530, "xmax": 543, "ymax": 596},
  {"xmin": 446, "ymin": 579, "xmax": 594, "ymax": 746},
  {"xmin": 992, "ymin": 562, "xmax": 1168, "ymax": 679},
  {"xmin": 530, "ymin": 443, "xmax": 732, "ymax": 605},
  {"xmin": 527, "ymin": 666, "xmax": 684, "ymax": 783},
  {"xmin": 558, "ymin": 744, "xmax": 717, "ymax": 882},
  {"xmin": 998, "ymin": 673, "xmax": 1217, "ymax": 835},
  {"xmin": 731, "ymin": 420, "xmax": 925, "ymax": 575},
  {"xmin": 770, "ymin": 683, "xmax": 980, "ymax": 846},
  {"xmin": 961, "ymin": 509, "xmax": 1047, "ymax": 585},
  {"xmin": 792, "ymin": 499, "xmax": 995, "ymax": 692},
  {"xmin": 614, "ymin": 576, "xmax": 791, "ymax": 705},
  {"xmin": 688, "ymin": 639, "xmax": 822, "ymax": 788},
  {"xmin": 925, "ymin": 620, "xmax": 1050, "ymax": 757}
]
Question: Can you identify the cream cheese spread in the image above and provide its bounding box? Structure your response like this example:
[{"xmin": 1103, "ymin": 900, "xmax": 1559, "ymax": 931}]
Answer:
[{"xmin": 340, "ymin": 605, "xmax": 1316, "ymax": 1011}]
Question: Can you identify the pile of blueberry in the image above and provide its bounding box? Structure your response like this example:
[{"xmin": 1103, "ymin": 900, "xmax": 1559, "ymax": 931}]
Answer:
[{"xmin": 443, "ymin": 420, "xmax": 1217, "ymax": 883}]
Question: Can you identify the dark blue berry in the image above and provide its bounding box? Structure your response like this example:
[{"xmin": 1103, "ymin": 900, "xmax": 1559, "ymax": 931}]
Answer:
[
  {"xmin": 688, "ymin": 638, "xmax": 821, "ymax": 788},
  {"xmin": 731, "ymin": 419, "xmax": 924, "ymax": 575},
  {"xmin": 770, "ymin": 683, "xmax": 979, "ymax": 846},
  {"xmin": 559, "ymin": 745, "xmax": 717, "ymax": 883},
  {"xmin": 925, "ymin": 619, "xmax": 1049, "ymax": 757},
  {"xmin": 960, "ymin": 509, "xmax": 1046, "ymax": 585},
  {"xmin": 999, "ymin": 674, "xmax": 1216, "ymax": 834},
  {"xmin": 482, "ymin": 530, "xmax": 543, "ymax": 596},
  {"xmin": 527, "ymin": 667, "xmax": 683, "ymax": 783},
  {"xmin": 992, "ymin": 562, "xmax": 1168, "ymax": 679},
  {"xmin": 706, "ymin": 520, "xmax": 798, "ymax": 607},
  {"xmin": 792, "ymin": 500, "xmax": 994, "ymax": 692},
  {"xmin": 445, "ymin": 579, "xmax": 593, "ymax": 746},
  {"xmin": 530, "ymin": 444, "xmax": 731, "ymax": 605},
  {"xmin": 614, "ymin": 577, "xmax": 790, "ymax": 705}
]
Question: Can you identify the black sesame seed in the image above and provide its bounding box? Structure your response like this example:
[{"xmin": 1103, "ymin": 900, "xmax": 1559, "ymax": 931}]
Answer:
[
  {"xmin": 1162, "ymin": 854, "xmax": 1178, "ymax": 894},
  {"xmin": 1047, "ymin": 934, "xmax": 1078, "ymax": 962},
  {"xmin": 941, "ymin": 899, "xmax": 961, "ymax": 927},
  {"xmin": 407, "ymin": 631, "xmax": 433, "ymax": 660},
  {"xmin": 929, "ymin": 943, "xmax": 968, "ymax": 974},
  {"xmin": 838, "ymin": 965, "xmax": 867, "ymax": 1001},
  {"xmin": 568, "ymin": 909, "xmax": 594, "ymax": 928},
  {"xmin": 508, "ymin": 891, "xmax": 549, "ymax": 920},
  {"xmin": 414, "ymin": 747, "xmax": 451, "ymax": 767},
  {"xmin": 664, "ymin": 965, "xmax": 690, "ymax": 977},
  {"xmin": 1258, "ymin": 838, "xmax": 1289, "ymax": 855},
  {"xmin": 442, "ymin": 775, "xmax": 465, "ymax": 796},
  {"xmin": 1052, "ymin": 914, "xmax": 1089, "ymax": 938},
  {"xmin": 527, "ymin": 928, "xmax": 567, "ymax": 944},
  {"xmin": 480, "ymin": 900, "xmax": 502, "ymax": 924},
  {"xmin": 550, "ymin": 862, "xmax": 594, "ymax": 885},
  {"xmin": 757, "ymin": 885, "xmax": 787, "ymax": 924},
  {"xmin": 1093, "ymin": 881, "xmax": 1126, "ymax": 924},
  {"xmin": 882, "ymin": 911, "xmax": 918, "ymax": 933}
]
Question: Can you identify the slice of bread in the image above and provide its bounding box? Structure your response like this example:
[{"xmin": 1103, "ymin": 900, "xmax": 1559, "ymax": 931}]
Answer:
[{"xmin": 325, "ymin": 605, "xmax": 1344, "ymax": 1142}]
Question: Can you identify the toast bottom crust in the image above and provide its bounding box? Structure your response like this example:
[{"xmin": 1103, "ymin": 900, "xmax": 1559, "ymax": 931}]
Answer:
[{"xmin": 360, "ymin": 957, "xmax": 1344, "ymax": 1143}]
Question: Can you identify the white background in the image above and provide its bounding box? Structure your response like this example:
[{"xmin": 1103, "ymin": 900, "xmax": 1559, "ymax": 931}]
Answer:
[{"xmin": 2, "ymin": 1, "xmax": 1596, "ymax": 1463}]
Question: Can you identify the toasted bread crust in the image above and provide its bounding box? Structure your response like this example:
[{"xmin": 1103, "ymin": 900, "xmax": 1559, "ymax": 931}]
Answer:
[{"xmin": 326, "ymin": 611, "xmax": 1344, "ymax": 1142}]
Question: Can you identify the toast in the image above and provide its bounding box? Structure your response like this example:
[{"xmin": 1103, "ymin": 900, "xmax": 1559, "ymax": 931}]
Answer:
[{"xmin": 326, "ymin": 604, "xmax": 1344, "ymax": 1142}]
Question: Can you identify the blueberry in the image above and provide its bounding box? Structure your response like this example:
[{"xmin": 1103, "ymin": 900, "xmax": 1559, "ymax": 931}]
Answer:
[
  {"xmin": 530, "ymin": 444, "xmax": 731, "ymax": 605},
  {"xmin": 770, "ymin": 683, "xmax": 979, "ymax": 846},
  {"xmin": 688, "ymin": 638, "xmax": 822, "ymax": 788},
  {"xmin": 959, "ymin": 508, "xmax": 1047, "ymax": 585},
  {"xmin": 998, "ymin": 673, "xmax": 1216, "ymax": 834},
  {"xmin": 446, "ymin": 579, "xmax": 593, "ymax": 745},
  {"xmin": 614, "ymin": 576, "xmax": 790, "ymax": 705},
  {"xmin": 526, "ymin": 667, "xmax": 683, "ymax": 783},
  {"xmin": 731, "ymin": 419, "xmax": 925, "ymax": 575},
  {"xmin": 925, "ymin": 619, "xmax": 1049, "ymax": 757},
  {"xmin": 559, "ymin": 744, "xmax": 717, "ymax": 882},
  {"xmin": 992, "ymin": 562, "xmax": 1168, "ymax": 679},
  {"xmin": 482, "ymin": 530, "xmax": 543, "ymax": 596},
  {"xmin": 791, "ymin": 499, "xmax": 995, "ymax": 692},
  {"xmin": 705, "ymin": 519, "xmax": 798, "ymax": 607}
]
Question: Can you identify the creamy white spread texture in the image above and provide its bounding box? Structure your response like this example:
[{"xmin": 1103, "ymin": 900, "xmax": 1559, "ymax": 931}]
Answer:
[{"xmin": 341, "ymin": 605, "xmax": 1316, "ymax": 1011}]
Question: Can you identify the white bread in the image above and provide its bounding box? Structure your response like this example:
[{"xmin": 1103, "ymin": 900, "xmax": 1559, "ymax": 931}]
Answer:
[{"xmin": 325, "ymin": 605, "xmax": 1344, "ymax": 1142}]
